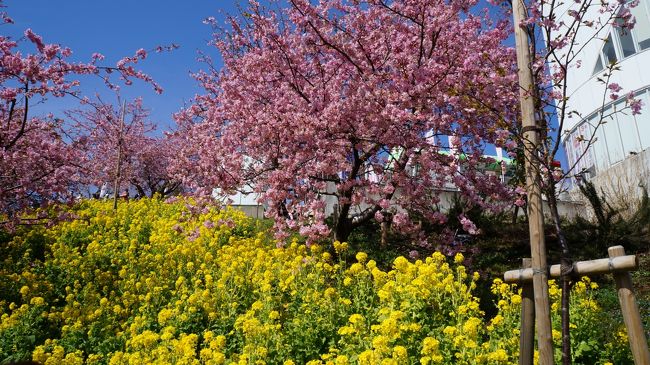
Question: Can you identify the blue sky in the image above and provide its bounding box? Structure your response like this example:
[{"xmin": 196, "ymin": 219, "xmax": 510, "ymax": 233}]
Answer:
[
  {"xmin": 4, "ymin": 0, "xmax": 568, "ymax": 167},
  {"xmin": 5, "ymin": 0, "xmax": 242, "ymax": 132}
]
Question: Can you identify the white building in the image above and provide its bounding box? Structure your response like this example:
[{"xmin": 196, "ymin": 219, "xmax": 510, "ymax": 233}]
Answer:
[
  {"xmin": 220, "ymin": 141, "xmax": 521, "ymax": 219},
  {"xmin": 560, "ymin": 0, "xmax": 650, "ymax": 199}
]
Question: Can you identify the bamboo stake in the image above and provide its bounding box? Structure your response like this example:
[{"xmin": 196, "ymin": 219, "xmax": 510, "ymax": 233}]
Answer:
[
  {"xmin": 511, "ymin": 0, "xmax": 554, "ymax": 362},
  {"xmin": 520, "ymin": 258, "xmax": 535, "ymax": 365},
  {"xmin": 112, "ymin": 101, "xmax": 126, "ymax": 211},
  {"xmin": 504, "ymin": 254, "xmax": 638, "ymax": 283},
  {"xmin": 608, "ymin": 246, "xmax": 650, "ymax": 365}
]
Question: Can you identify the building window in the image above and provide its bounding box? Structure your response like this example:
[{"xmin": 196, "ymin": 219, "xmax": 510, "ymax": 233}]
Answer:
[
  {"xmin": 617, "ymin": 19, "xmax": 637, "ymax": 57},
  {"xmin": 603, "ymin": 34, "xmax": 618, "ymax": 63},
  {"xmin": 593, "ymin": 0, "xmax": 650, "ymax": 75},
  {"xmin": 593, "ymin": 54, "xmax": 604, "ymax": 74},
  {"xmin": 632, "ymin": 0, "xmax": 650, "ymax": 50}
]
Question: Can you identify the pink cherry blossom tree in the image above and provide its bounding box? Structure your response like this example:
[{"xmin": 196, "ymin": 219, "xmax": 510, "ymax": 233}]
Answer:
[
  {"xmin": 129, "ymin": 136, "xmax": 183, "ymax": 199},
  {"xmin": 0, "ymin": 111, "xmax": 80, "ymax": 218},
  {"xmin": 176, "ymin": 0, "xmax": 521, "ymax": 243},
  {"xmin": 0, "ymin": 1, "xmax": 166, "ymax": 221},
  {"xmin": 66, "ymin": 97, "xmax": 180, "ymax": 200}
]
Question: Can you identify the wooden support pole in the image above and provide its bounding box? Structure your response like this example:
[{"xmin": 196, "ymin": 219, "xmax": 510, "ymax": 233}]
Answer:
[
  {"xmin": 520, "ymin": 258, "xmax": 535, "ymax": 365},
  {"xmin": 511, "ymin": 0, "xmax": 554, "ymax": 362},
  {"xmin": 608, "ymin": 246, "xmax": 650, "ymax": 365},
  {"xmin": 504, "ymin": 254, "xmax": 639, "ymax": 283}
]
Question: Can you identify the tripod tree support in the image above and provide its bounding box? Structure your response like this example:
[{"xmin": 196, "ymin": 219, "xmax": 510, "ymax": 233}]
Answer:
[
  {"xmin": 609, "ymin": 246, "xmax": 650, "ymax": 365},
  {"xmin": 511, "ymin": 0, "xmax": 554, "ymax": 362},
  {"xmin": 506, "ymin": 247, "xmax": 650, "ymax": 365}
]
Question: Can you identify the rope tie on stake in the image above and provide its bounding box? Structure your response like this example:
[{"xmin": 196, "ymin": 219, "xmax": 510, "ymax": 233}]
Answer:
[
  {"xmin": 560, "ymin": 259, "xmax": 574, "ymax": 276},
  {"xmin": 521, "ymin": 125, "xmax": 542, "ymax": 133}
]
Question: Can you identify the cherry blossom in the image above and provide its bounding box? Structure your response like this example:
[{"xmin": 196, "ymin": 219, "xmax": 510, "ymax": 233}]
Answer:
[
  {"xmin": 176, "ymin": 0, "xmax": 520, "ymax": 242},
  {"xmin": 0, "ymin": 1, "xmax": 166, "ymax": 220},
  {"xmin": 66, "ymin": 97, "xmax": 181, "ymax": 199}
]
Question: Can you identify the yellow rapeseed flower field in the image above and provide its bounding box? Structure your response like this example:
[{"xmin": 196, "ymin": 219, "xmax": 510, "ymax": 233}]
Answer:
[{"xmin": 0, "ymin": 199, "xmax": 633, "ymax": 364}]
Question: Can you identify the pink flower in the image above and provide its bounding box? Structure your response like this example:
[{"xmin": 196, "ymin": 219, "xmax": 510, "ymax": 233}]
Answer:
[
  {"xmin": 42, "ymin": 44, "xmax": 59, "ymax": 60},
  {"xmin": 91, "ymin": 53, "xmax": 105, "ymax": 61},
  {"xmin": 629, "ymin": 98, "xmax": 643, "ymax": 115},
  {"xmin": 135, "ymin": 48, "xmax": 147, "ymax": 60},
  {"xmin": 24, "ymin": 28, "xmax": 45, "ymax": 51},
  {"xmin": 514, "ymin": 186, "xmax": 527, "ymax": 195},
  {"xmin": 608, "ymin": 83, "xmax": 623, "ymax": 92},
  {"xmin": 2, "ymin": 13, "xmax": 14, "ymax": 24},
  {"xmin": 0, "ymin": 87, "xmax": 18, "ymax": 100},
  {"xmin": 459, "ymin": 215, "xmax": 479, "ymax": 235},
  {"xmin": 552, "ymin": 169, "xmax": 563, "ymax": 182}
]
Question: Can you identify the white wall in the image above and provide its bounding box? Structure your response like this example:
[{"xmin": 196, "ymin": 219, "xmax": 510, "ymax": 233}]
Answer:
[{"xmin": 557, "ymin": 0, "xmax": 650, "ymax": 177}]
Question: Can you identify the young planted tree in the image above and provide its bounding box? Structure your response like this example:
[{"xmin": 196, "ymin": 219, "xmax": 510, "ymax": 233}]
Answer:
[
  {"xmin": 0, "ymin": 1, "xmax": 164, "ymax": 221},
  {"xmin": 493, "ymin": 0, "xmax": 644, "ymax": 362},
  {"xmin": 177, "ymin": 0, "xmax": 521, "ymax": 243}
]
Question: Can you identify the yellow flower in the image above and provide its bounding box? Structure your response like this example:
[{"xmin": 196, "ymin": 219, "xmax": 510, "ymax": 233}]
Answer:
[
  {"xmin": 334, "ymin": 355, "xmax": 349, "ymax": 365},
  {"xmin": 333, "ymin": 241, "xmax": 348, "ymax": 254},
  {"xmin": 337, "ymin": 325, "xmax": 356, "ymax": 336},
  {"xmin": 348, "ymin": 313, "xmax": 364, "ymax": 325},
  {"xmin": 358, "ymin": 350, "xmax": 375, "ymax": 365},
  {"xmin": 19, "ymin": 285, "xmax": 29, "ymax": 296},
  {"xmin": 443, "ymin": 326, "xmax": 456, "ymax": 336},
  {"xmin": 355, "ymin": 252, "xmax": 368, "ymax": 263},
  {"xmin": 372, "ymin": 335, "xmax": 389, "ymax": 353},
  {"xmin": 393, "ymin": 256, "xmax": 409, "ymax": 272},
  {"xmin": 251, "ymin": 300, "xmax": 264, "ymax": 311},
  {"xmin": 491, "ymin": 314, "xmax": 504, "ymax": 326},
  {"xmin": 454, "ymin": 253, "xmax": 464, "ymax": 264},
  {"xmin": 552, "ymin": 329, "xmax": 561, "ymax": 341},
  {"xmin": 348, "ymin": 263, "xmax": 364, "ymax": 275},
  {"xmin": 0, "ymin": 198, "xmax": 625, "ymax": 365},
  {"xmin": 392, "ymin": 345, "xmax": 407, "ymax": 360},
  {"xmin": 324, "ymin": 287, "xmax": 336, "ymax": 298},
  {"xmin": 421, "ymin": 337, "xmax": 440, "ymax": 355},
  {"xmin": 487, "ymin": 348, "xmax": 509, "ymax": 362}
]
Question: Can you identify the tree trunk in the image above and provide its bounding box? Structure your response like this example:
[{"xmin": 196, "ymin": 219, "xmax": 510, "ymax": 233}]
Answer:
[
  {"xmin": 380, "ymin": 220, "xmax": 389, "ymax": 248},
  {"xmin": 547, "ymin": 186, "xmax": 573, "ymax": 365},
  {"xmin": 134, "ymin": 183, "xmax": 146, "ymax": 199},
  {"xmin": 334, "ymin": 217, "xmax": 353, "ymax": 243}
]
